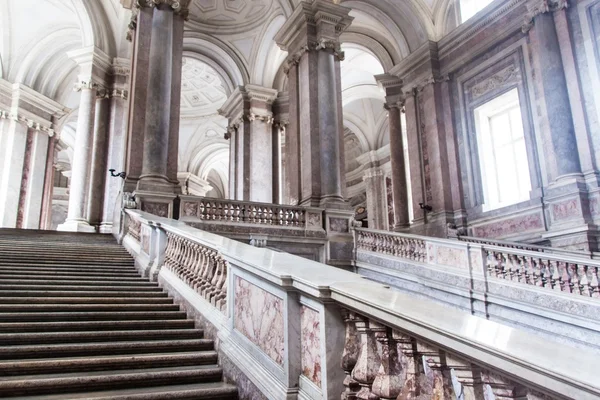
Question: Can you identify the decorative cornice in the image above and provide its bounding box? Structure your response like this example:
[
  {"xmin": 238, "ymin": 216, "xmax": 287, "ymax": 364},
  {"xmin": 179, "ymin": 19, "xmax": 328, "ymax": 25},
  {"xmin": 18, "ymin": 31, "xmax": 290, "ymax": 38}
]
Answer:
[
  {"xmin": 0, "ymin": 108, "xmax": 57, "ymax": 138},
  {"xmin": 522, "ymin": 0, "xmax": 568, "ymax": 33}
]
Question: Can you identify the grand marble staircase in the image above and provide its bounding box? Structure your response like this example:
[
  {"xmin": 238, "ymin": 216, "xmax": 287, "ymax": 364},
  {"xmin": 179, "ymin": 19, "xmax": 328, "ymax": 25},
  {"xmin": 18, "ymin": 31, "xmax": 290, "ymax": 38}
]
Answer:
[{"xmin": 0, "ymin": 228, "xmax": 237, "ymax": 400}]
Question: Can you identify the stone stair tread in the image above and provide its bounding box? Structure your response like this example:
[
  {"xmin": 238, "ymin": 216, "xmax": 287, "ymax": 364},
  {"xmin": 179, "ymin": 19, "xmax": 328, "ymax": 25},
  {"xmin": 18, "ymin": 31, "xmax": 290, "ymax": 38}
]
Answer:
[
  {"xmin": 0, "ymin": 319, "xmax": 196, "ymax": 332},
  {"xmin": 5, "ymin": 382, "xmax": 238, "ymax": 400},
  {"xmin": 0, "ymin": 279, "xmax": 158, "ymax": 286},
  {"xmin": 0, "ymin": 364, "xmax": 220, "ymax": 382},
  {"xmin": 0, "ymin": 328, "xmax": 203, "ymax": 345},
  {"xmin": 0, "ymin": 310, "xmax": 188, "ymax": 322},
  {"xmin": 0, "ymin": 304, "xmax": 181, "ymax": 312},
  {"xmin": 0, "ymin": 351, "xmax": 218, "ymax": 372},
  {"xmin": 0, "ymin": 290, "xmax": 170, "ymax": 297},
  {"xmin": 0, "ymin": 285, "xmax": 164, "ymax": 291},
  {"xmin": 0, "ymin": 297, "xmax": 174, "ymax": 304},
  {"xmin": 0, "ymin": 274, "xmax": 146, "ymax": 280}
]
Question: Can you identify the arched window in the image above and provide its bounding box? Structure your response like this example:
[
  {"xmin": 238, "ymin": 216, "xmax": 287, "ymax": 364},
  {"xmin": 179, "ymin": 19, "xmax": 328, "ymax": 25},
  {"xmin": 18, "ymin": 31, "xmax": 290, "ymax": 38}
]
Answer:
[
  {"xmin": 474, "ymin": 89, "xmax": 532, "ymax": 211},
  {"xmin": 460, "ymin": 0, "xmax": 494, "ymax": 22}
]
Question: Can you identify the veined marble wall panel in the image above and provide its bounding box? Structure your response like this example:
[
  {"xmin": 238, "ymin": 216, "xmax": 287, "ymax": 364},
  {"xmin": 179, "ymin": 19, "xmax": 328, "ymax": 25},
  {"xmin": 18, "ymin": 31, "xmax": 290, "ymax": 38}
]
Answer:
[
  {"xmin": 470, "ymin": 211, "xmax": 545, "ymax": 239},
  {"xmin": 300, "ymin": 305, "xmax": 322, "ymax": 388},
  {"xmin": 233, "ymin": 276, "xmax": 285, "ymax": 365}
]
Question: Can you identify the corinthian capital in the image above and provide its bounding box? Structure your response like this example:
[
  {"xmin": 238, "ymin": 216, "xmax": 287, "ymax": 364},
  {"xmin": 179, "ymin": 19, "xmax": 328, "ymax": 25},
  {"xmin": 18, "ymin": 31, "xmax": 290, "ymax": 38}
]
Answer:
[
  {"xmin": 522, "ymin": 0, "xmax": 568, "ymax": 33},
  {"xmin": 135, "ymin": 0, "xmax": 190, "ymax": 19}
]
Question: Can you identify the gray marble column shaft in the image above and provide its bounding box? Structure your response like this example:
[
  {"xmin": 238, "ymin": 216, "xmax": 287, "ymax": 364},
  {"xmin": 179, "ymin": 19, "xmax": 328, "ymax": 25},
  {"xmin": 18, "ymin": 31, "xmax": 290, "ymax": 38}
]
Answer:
[
  {"xmin": 21, "ymin": 130, "xmax": 49, "ymax": 229},
  {"xmin": 100, "ymin": 94, "xmax": 128, "ymax": 233},
  {"xmin": 364, "ymin": 167, "xmax": 387, "ymax": 230},
  {"xmin": 249, "ymin": 118, "xmax": 273, "ymax": 203},
  {"xmin": 140, "ymin": 5, "xmax": 173, "ymax": 182},
  {"xmin": 284, "ymin": 64, "xmax": 301, "ymax": 205},
  {"xmin": 40, "ymin": 137, "xmax": 57, "ymax": 230},
  {"xmin": 226, "ymin": 129, "xmax": 237, "ymax": 200},
  {"xmin": 64, "ymin": 86, "xmax": 96, "ymax": 226},
  {"xmin": 125, "ymin": 6, "xmax": 153, "ymax": 191},
  {"xmin": 388, "ymin": 105, "xmax": 410, "ymax": 229},
  {"xmin": 86, "ymin": 93, "xmax": 110, "ymax": 226},
  {"xmin": 272, "ymin": 124, "xmax": 282, "ymax": 204},
  {"xmin": 316, "ymin": 50, "xmax": 344, "ymax": 203},
  {"xmin": 529, "ymin": 11, "xmax": 581, "ymax": 180}
]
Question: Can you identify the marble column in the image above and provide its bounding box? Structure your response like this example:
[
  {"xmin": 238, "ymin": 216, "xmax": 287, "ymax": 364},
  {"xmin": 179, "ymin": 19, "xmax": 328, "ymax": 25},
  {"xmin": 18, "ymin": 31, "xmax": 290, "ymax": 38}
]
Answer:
[
  {"xmin": 0, "ymin": 119, "xmax": 28, "ymax": 227},
  {"xmin": 363, "ymin": 167, "xmax": 387, "ymax": 231},
  {"xmin": 58, "ymin": 82, "xmax": 97, "ymax": 232},
  {"xmin": 275, "ymin": 0, "xmax": 353, "ymax": 208},
  {"xmin": 283, "ymin": 63, "xmax": 301, "ymax": 205},
  {"xmin": 86, "ymin": 89, "xmax": 110, "ymax": 227},
  {"xmin": 219, "ymin": 85, "xmax": 279, "ymax": 203},
  {"xmin": 272, "ymin": 94, "xmax": 289, "ymax": 205},
  {"xmin": 132, "ymin": 1, "xmax": 187, "ymax": 218},
  {"xmin": 40, "ymin": 136, "xmax": 57, "ymax": 230},
  {"xmin": 138, "ymin": 5, "xmax": 176, "ymax": 189},
  {"xmin": 387, "ymin": 103, "xmax": 410, "ymax": 230},
  {"xmin": 524, "ymin": 0, "xmax": 596, "ymax": 250},
  {"xmin": 524, "ymin": 0, "xmax": 581, "ymax": 182},
  {"xmin": 272, "ymin": 122, "xmax": 284, "ymax": 204},
  {"xmin": 225, "ymin": 127, "xmax": 237, "ymax": 200},
  {"xmin": 20, "ymin": 130, "xmax": 50, "ymax": 229},
  {"xmin": 124, "ymin": 6, "xmax": 153, "ymax": 192},
  {"xmin": 100, "ymin": 89, "xmax": 129, "ymax": 234}
]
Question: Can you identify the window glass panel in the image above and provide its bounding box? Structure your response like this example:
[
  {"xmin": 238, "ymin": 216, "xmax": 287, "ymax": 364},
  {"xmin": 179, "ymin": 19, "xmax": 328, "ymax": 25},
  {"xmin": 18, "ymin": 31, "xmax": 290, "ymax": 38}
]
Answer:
[
  {"xmin": 460, "ymin": 0, "xmax": 493, "ymax": 22},
  {"xmin": 474, "ymin": 89, "xmax": 531, "ymax": 211}
]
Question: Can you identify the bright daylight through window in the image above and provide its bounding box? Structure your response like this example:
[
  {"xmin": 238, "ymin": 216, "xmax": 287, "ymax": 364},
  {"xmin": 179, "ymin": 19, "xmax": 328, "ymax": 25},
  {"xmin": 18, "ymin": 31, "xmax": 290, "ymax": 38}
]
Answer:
[{"xmin": 474, "ymin": 88, "xmax": 532, "ymax": 211}]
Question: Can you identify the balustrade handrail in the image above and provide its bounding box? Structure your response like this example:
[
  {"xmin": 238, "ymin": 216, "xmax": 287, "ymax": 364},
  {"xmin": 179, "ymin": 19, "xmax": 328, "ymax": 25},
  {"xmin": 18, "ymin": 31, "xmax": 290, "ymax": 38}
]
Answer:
[
  {"xmin": 458, "ymin": 235, "xmax": 598, "ymax": 259},
  {"xmin": 123, "ymin": 209, "xmax": 598, "ymax": 399}
]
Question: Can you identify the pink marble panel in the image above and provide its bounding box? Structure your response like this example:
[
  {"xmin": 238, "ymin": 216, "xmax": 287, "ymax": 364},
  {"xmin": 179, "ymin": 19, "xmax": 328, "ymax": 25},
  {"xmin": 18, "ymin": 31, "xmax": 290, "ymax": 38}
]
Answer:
[
  {"xmin": 551, "ymin": 198, "xmax": 581, "ymax": 221},
  {"xmin": 234, "ymin": 276, "xmax": 285, "ymax": 365},
  {"xmin": 300, "ymin": 305, "xmax": 322, "ymax": 388},
  {"xmin": 141, "ymin": 224, "xmax": 151, "ymax": 254},
  {"xmin": 473, "ymin": 213, "xmax": 544, "ymax": 238},
  {"xmin": 435, "ymin": 245, "xmax": 468, "ymax": 269}
]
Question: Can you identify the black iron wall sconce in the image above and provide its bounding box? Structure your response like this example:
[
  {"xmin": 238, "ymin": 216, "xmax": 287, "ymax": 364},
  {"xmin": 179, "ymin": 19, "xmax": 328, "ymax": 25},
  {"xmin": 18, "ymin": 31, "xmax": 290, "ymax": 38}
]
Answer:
[
  {"xmin": 109, "ymin": 169, "xmax": 126, "ymax": 179},
  {"xmin": 419, "ymin": 202, "xmax": 433, "ymax": 212}
]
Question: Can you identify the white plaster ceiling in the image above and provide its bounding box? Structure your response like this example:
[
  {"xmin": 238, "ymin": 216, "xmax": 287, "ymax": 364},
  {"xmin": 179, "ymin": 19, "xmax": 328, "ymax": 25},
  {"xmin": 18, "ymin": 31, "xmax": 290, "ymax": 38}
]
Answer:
[{"xmin": 181, "ymin": 57, "xmax": 228, "ymax": 118}]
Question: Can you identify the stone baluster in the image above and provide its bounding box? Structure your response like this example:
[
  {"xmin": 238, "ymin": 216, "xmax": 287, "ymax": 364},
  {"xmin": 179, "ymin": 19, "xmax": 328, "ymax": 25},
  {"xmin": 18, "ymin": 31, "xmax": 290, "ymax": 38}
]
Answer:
[
  {"xmin": 371, "ymin": 327, "xmax": 408, "ymax": 399},
  {"xmin": 341, "ymin": 309, "xmax": 360, "ymax": 400},
  {"xmin": 351, "ymin": 316, "xmax": 385, "ymax": 399},
  {"xmin": 590, "ymin": 266, "xmax": 599, "ymax": 298}
]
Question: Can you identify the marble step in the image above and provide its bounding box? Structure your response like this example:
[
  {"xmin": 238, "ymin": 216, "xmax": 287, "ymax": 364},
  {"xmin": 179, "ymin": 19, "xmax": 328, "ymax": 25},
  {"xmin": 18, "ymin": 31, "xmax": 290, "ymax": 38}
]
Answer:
[
  {"xmin": 2, "ymin": 381, "xmax": 238, "ymax": 400},
  {"xmin": 0, "ymin": 284, "xmax": 164, "ymax": 292},
  {"xmin": 0, "ymin": 365, "xmax": 224, "ymax": 397},
  {"xmin": 0, "ymin": 310, "xmax": 187, "ymax": 322},
  {"xmin": 0, "ymin": 266, "xmax": 140, "ymax": 274},
  {"xmin": 0, "ymin": 304, "xmax": 181, "ymax": 313},
  {"xmin": 0, "ymin": 259, "xmax": 135, "ymax": 266},
  {"xmin": 0, "ymin": 297, "xmax": 174, "ymax": 305},
  {"xmin": 0, "ymin": 279, "xmax": 158, "ymax": 287},
  {"xmin": 0, "ymin": 273, "xmax": 147, "ymax": 281},
  {"xmin": 0, "ymin": 328, "xmax": 204, "ymax": 345},
  {"xmin": 0, "ymin": 339, "xmax": 214, "ymax": 359},
  {"xmin": 0, "ymin": 351, "xmax": 218, "ymax": 376},
  {"xmin": 0, "ymin": 290, "xmax": 170, "ymax": 298},
  {"xmin": 0, "ymin": 319, "xmax": 195, "ymax": 333}
]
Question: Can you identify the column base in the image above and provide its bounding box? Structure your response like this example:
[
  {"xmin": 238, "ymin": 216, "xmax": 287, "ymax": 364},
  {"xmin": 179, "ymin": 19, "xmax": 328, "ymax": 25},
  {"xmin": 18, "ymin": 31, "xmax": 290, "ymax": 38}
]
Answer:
[
  {"xmin": 99, "ymin": 222, "xmax": 113, "ymax": 234},
  {"xmin": 136, "ymin": 174, "xmax": 180, "ymax": 194},
  {"xmin": 542, "ymin": 225, "xmax": 600, "ymax": 253},
  {"xmin": 134, "ymin": 191, "xmax": 178, "ymax": 219},
  {"xmin": 57, "ymin": 219, "xmax": 97, "ymax": 233}
]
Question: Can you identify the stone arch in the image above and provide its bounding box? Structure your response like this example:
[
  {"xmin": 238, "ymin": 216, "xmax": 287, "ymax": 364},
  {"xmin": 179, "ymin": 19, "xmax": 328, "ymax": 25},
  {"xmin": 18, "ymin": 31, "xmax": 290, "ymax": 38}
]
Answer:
[{"xmin": 184, "ymin": 32, "xmax": 250, "ymax": 86}]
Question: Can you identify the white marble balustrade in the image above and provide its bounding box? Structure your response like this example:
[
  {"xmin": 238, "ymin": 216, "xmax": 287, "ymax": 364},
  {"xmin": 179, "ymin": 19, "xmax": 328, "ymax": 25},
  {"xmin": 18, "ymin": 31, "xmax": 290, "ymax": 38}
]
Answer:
[
  {"xmin": 120, "ymin": 209, "xmax": 598, "ymax": 400},
  {"xmin": 179, "ymin": 195, "xmax": 318, "ymax": 228},
  {"xmin": 356, "ymin": 228, "xmax": 600, "ymax": 299}
]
